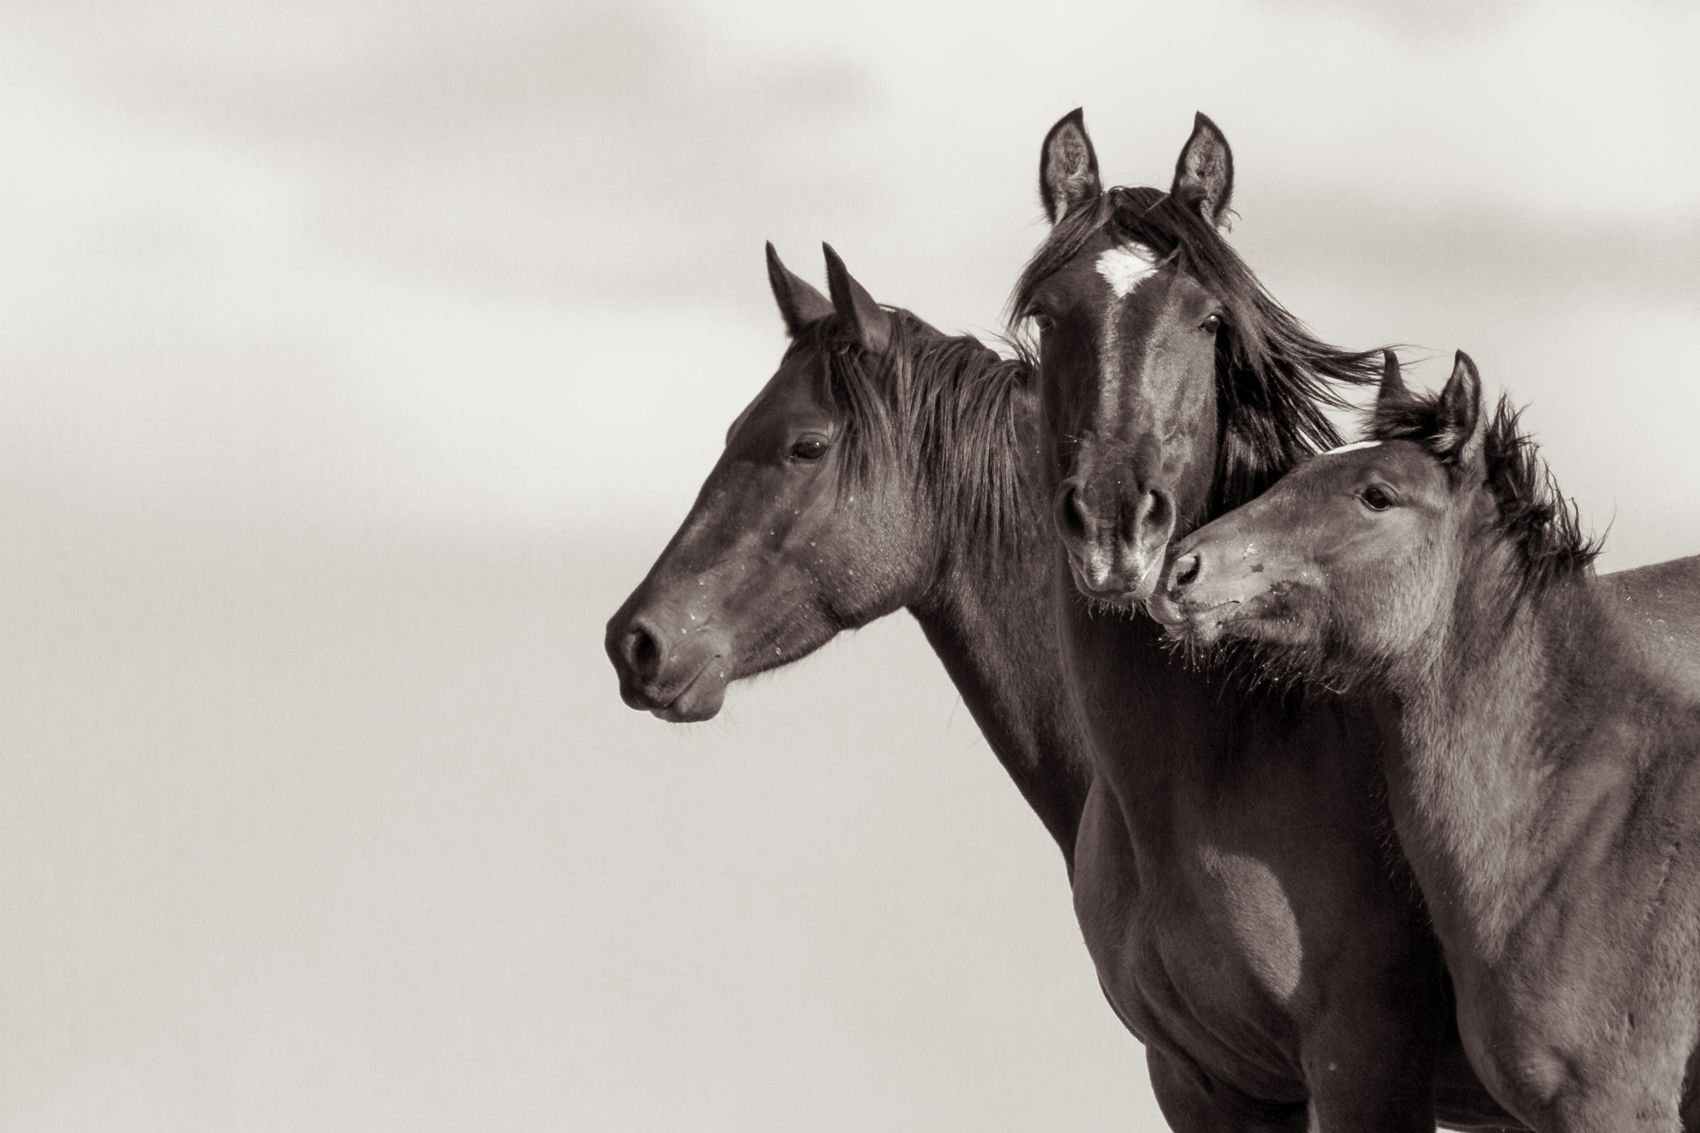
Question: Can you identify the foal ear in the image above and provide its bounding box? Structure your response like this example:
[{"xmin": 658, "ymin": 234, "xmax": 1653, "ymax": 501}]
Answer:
[
  {"xmin": 766, "ymin": 242, "xmax": 833, "ymax": 337},
  {"xmin": 1039, "ymin": 108, "xmax": 1102, "ymax": 224},
  {"xmin": 1171, "ymin": 111, "xmax": 1234, "ymax": 228},
  {"xmin": 1434, "ymin": 351, "xmax": 1487, "ymax": 469},
  {"xmin": 1378, "ymin": 350, "xmax": 1408, "ymax": 402},
  {"xmin": 822, "ymin": 243, "xmax": 892, "ymax": 354}
]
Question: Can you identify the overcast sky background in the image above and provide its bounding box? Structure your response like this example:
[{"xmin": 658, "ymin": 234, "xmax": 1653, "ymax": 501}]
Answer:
[{"xmin": 2, "ymin": 2, "xmax": 1697, "ymax": 1130}]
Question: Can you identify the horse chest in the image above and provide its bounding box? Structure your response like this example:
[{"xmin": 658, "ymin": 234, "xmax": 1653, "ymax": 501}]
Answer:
[{"xmin": 1071, "ymin": 784, "xmax": 1303, "ymax": 1087}]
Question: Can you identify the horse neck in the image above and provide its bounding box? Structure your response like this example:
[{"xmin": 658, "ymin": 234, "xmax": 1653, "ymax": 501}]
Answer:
[
  {"xmin": 1373, "ymin": 559, "xmax": 1631, "ymax": 956},
  {"xmin": 902, "ymin": 412, "xmax": 1092, "ymax": 871},
  {"xmin": 1049, "ymin": 437, "xmax": 1367, "ymax": 867},
  {"xmin": 1057, "ymin": 571, "xmax": 1341, "ymax": 835},
  {"xmin": 911, "ymin": 550, "xmax": 1091, "ymax": 870}
]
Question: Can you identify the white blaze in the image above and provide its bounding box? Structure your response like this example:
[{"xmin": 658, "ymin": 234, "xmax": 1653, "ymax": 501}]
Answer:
[{"xmin": 1093, "ymin": 244, "xmax": 1161, "ymax": 429}]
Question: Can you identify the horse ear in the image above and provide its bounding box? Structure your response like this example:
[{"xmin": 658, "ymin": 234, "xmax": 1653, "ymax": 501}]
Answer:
[
  {"xmin": 822, "ymin": 242, "xmax": 892, "ymax": 354},
  {"xmin": 1039, "ymin": 108, "xmax": 1102, "ymax": 224},
  {"xmin": 766, "ymin": 242, "xmax": 833, "ymax": 337},
  {"xmin": 1378, "ymin": 350, "xmax": 1408, "ymax": 403},
  {"xmin": 1171, "ymin": 112, "xmax": 1234, "ymax": 228},
  {"xmin": 1434, "ymin": 351, "xmax": 1486, "ymax": 469}
]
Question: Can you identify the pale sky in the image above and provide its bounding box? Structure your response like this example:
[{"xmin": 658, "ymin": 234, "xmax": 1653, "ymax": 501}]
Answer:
[{"xmin": 3, "ymin": 2, "xmax": 1698, "ymax": 1130}]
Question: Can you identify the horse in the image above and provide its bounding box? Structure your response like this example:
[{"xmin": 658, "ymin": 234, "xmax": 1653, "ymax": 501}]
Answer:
[
  {"xmin": 1155, "ymin": 352, "xmax": 1700, "ymax": 1131},
  {"xmin": 1009, "ymin": 108, "xmax": 1536, "ymax": 1130},
  {"xmin": 607, "ymin": 242, "xmax": 1092, "ymax": 865}
]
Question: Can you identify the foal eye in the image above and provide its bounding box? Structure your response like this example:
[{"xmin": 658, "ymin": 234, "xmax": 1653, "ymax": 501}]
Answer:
[
  {"xmin": 1199, "ymin": 313, "xmax": 1223, "ymax": 334},
  {"xmin": 1028, "ymin": 311, "xmax": 1055, "ymax": 334},
  {"xmin": 789, "ymin": 434, "xmax": 830, "ymax": 462},
  {"xmin": 1360, "ymin": 485, "xmax": 1394, "ymax": 512}
]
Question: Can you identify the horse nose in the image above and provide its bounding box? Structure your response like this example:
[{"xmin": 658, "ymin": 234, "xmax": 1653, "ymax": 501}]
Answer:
[
  {"xmin": 618, "ymin": 617, "xmax": 664, "ymax": 684},
  {"xmin": 1128, "ymin": 488, "xmax": 1170, "ymax": 544},
  {"xmin": 1055, "ymin": 479, "xmax": 1093, "ymax": 548}
]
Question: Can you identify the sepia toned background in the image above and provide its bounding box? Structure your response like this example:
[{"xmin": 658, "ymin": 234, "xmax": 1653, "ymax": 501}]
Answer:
[{"xmin": 3, "ymin": 1, "xmax": 1697, "ymax": 1129}]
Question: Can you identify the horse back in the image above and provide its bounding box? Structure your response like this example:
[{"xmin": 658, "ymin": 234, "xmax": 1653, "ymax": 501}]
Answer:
[{"xmin": 1596, "ymin": 554, "xmax": 1700, "ymax": 678}]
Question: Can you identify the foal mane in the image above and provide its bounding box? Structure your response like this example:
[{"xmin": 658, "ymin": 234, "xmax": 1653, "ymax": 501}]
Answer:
[
  {"xmin": 1371, "ymin": 388, "xmax": 1601, "ymax": 600},
  {"xmin": 790, "ymin": 312, "xmax": 1038, "ymax": 564},
  {"xmin": 1009, "ymin": 186, "xmax": 1386, "ymax": 513}
]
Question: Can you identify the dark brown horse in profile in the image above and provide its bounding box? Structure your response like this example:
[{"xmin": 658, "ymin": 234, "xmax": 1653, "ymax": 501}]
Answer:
[
  {"xmin": 1158, "ymin": 353, "xmax": 1700, "ymax": 1131},
  {"xmin": 608, "ymin": 243, "xmax": 1092, "ymax": 863}
]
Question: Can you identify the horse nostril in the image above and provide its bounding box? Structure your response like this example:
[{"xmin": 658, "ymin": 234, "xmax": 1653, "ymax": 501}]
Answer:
[
  {"xmin": 1172, "ymin": 552, "xmax": 1202, "ymax": 590},
  {"xmin": 1055, "ymin": 481, "xmax": 1091, "ymax": 546},
  {"xmin": 1145, "ymin": 489, "xmax": 1171, "ymax": 533},
  {"xmin": 1127, "ymin": 488, "xmax": 1172, "ymax": 542},
  {"xmin": 621, "ymin": 622, "xmax": 663, "ymax": 683}
]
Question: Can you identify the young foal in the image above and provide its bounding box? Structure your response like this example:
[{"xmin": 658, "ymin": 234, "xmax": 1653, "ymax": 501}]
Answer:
[{"xmin": 1158, "ymin": 353, "xmax": 1700, "ymax": 1131}]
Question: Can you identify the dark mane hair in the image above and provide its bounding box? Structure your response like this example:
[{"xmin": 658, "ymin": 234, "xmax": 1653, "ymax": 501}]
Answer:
[
  {"xmin": 786, "ymin": 312, "xmax": 1038, "ymax": 566},
  {"xmin": 1009, "ymin": 186, "xmax": 1386, "ymax": 511},
  {"xmin": 1370, "ymin": 388, "xmax": 1601, "ymax": 598}
]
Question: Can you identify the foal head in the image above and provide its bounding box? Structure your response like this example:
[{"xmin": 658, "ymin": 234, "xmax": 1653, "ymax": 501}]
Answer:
[
  {"xmin": 1012, "ymin": 109, "xmax": 1379, "ymax": 606},
  {"xmin": 607, "ymin": 244, "xmax": 1033, "ymax": 720},
  {"xmin": 1155, "ymin": 352, "xmax": 1600, "ymax": 682}
]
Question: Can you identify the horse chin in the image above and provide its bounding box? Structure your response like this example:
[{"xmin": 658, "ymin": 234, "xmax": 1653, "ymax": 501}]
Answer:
[
  {"xmin": 1068, "ymin": 561, "xmax": 1157, "ymax": 612},
  {"xmin": 1157, "ymin": 585, "xmax": 1309, "ymax": 649},
  {"xmin": 1154, "ymin": 598, "xmax": 1241, "ymax": 645},
  {"xmin": 648, "ymin": 661, "xmax": 729, "ymax": 723}
]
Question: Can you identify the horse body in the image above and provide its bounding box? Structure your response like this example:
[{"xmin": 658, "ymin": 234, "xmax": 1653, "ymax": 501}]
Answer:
[
  {"xmin": 1158, "ymin": 354, "xmax": 1700, "ymax": 1130},
  {"xmin": 1386, "ymin": 573, "xmax": 1700, "ymax": 1131},
  {"xmin": 1046, "ymin": 500, "xmax": 1473, "ymax": 1131},
  {"xmin": 1068, "ymin": 610, "xmax": 1461, "ymax": 1126}
]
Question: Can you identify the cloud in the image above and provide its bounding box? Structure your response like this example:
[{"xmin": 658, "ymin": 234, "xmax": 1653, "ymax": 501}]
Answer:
[{"xmin": 6, "ymin": 2, "xmax": 880, "ymax": 308}]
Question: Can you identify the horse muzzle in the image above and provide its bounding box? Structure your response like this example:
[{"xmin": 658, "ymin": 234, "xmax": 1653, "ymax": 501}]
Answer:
[
  {"xmin": 605, "ymin": 605, "xmax": 733, "ymax": 723},
  {"xmin": 1154, "ymin": 542, "xmax": 1260, "ymax": 643},
  {"xmin": 1054, "ymin": 477, "xmax": 1176, "ymax": 604}
]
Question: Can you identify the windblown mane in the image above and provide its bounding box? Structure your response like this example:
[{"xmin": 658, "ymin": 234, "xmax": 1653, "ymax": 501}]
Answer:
[
  {"xmin": 786, "ymin": 312, "xmax": 1038, "ymax": 565},
  {"xmin": 1009, "ymin": 186, "xmax": 1386, "ymax": 512},
  {"xmin": 1371, "ymin": 388, "xmax": 1601, "ymax": 598}
]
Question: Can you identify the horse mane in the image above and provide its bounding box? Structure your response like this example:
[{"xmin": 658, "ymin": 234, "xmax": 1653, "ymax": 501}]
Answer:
[
  {"xmin": 1370, "ymin": 387, "xmax": 1602, "ymax": 599},
  {"xmin": 1009, "ymin": 186, "xmax": 1386, "ymax": 512},
  {"xmin": 787, "ymin": 312, "xmax": 1038, "ymax": 566}
]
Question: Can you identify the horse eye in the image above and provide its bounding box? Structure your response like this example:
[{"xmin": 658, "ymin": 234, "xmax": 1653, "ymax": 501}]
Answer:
[
  {"xmin": 1360, "ymin": 485, "xmax": 1394, "ymax": 512},
  {"xmin": 789, "ymin": 435, "xmax": 830, "ymax": 462},
  {"xmin": 1200, "ymin": 313, "xmax": 1223, "ymax": 334},
  {"xmin": 1028, "ymin": 310, "xmax": 1055, "ymax": 334}
]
